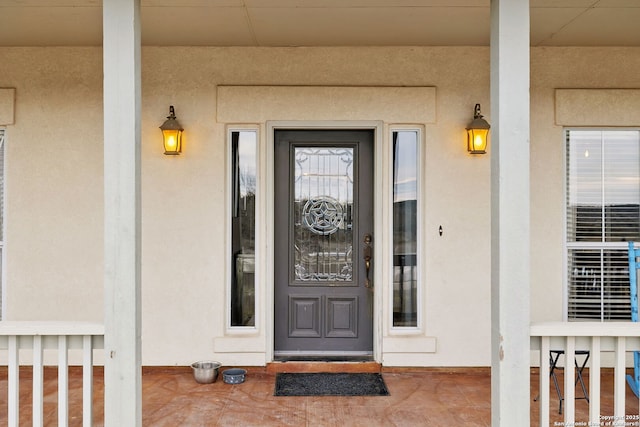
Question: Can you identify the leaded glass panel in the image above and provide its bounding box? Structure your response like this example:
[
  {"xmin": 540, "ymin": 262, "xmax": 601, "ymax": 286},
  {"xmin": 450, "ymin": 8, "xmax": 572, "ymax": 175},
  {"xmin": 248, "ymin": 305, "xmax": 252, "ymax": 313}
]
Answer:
[{"xmin": 293, "ymin": 147, "xmax": 354, "ymax": 283}]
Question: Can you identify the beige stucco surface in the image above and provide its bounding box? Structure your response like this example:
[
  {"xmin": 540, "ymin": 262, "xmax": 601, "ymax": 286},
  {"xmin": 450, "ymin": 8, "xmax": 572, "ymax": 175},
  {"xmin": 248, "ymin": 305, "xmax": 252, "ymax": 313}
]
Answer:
[
  {"xmin": 1, "ymin": 46, "xmax": 639, "ymax": 366},
  {"xmin": 556, "ymin": 88, "xmax": 640, "ymax": 126},
  {"xmin": 216, "ymin": 85, "xmax": 437, "ymax": 123},
  {"xmin": 0, "ymin": 88, "xmax": 15, "ymax": 125}
]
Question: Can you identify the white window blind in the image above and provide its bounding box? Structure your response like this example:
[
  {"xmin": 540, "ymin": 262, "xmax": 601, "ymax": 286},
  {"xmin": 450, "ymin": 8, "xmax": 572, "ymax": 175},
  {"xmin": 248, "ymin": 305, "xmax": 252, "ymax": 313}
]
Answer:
[
  {"xmin": 0, "ymin": 129, "xmax": 4, "ymax": 319},
  {"xmin": 566, "ymin": 130, "xmax": 640, "ymax": 320}
]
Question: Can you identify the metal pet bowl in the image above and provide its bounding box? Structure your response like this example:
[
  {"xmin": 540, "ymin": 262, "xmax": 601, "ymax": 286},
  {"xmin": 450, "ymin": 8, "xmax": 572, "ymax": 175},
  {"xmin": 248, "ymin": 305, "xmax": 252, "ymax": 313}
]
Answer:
[
  {"xmin": 222, "ymin": 368, "xmax": 246, "ymax": 384},
  {"xmin": 191, "ymin": 361, "xmax": 221, "ymax": 384}
]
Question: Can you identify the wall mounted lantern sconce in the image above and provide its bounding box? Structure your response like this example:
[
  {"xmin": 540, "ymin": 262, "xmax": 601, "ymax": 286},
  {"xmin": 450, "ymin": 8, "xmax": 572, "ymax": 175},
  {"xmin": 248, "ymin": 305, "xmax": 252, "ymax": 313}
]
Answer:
[
  {"xmin": 160, "ymin": 105, "xmax": 184, "ymax": 155},
  {"xmin": 466, "ymin": 104, "xmax": 490, "ymax": 154}
]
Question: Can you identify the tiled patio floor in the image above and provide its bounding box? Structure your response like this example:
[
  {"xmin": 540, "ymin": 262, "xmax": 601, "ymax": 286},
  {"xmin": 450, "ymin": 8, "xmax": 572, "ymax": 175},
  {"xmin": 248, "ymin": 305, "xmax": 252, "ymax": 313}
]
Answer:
[{"xmin": 1, "ymin": 365, "xmax": 639, "ymax": 426}]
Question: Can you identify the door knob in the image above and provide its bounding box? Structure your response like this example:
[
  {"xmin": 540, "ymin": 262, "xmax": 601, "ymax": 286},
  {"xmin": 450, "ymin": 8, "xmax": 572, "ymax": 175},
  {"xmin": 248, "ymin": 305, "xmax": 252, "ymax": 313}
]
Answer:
[{"xmin": 363, "ymin": 233, "xmax": 372, "ymax": 288}]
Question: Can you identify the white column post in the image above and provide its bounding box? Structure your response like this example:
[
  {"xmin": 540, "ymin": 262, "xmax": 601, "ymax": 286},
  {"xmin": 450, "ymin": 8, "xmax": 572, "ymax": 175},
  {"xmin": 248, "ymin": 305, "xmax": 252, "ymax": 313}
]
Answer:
[
  {"xmin": 490, "ymin": 0, "xmax": 531, "ymax": 425},
  {"xmin": 103, "ymin": 0, "xmax": 142, "ymax": 426}
]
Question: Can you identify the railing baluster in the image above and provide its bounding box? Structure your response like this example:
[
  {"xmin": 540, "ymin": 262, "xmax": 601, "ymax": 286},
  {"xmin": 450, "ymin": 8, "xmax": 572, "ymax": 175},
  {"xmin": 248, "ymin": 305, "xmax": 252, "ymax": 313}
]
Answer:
[
  {"xmin": 1, "ymin": 322, "xmax": 104, "ymax": 426},
  {"xmin": 7, "ymin": 335, "xmax": 19, "ymax": 427},
  {"xmin": 615, "ymin": 337, "xmax": 626, "ymax": 418},
  {"xmin": 83, "ymin": 335, "xmax": 94, "ymax": 427},
  {"xmin": 531, "ymin": 322, "xmax": 640, "ymax": 426},
  {"xmin": 33, "ymin": 335, "xmax": 44, "ymax": 427},
  {"xmin": 589, "ymin": 336, "xmax": 601, "ymax": 425},
  {"xmin": 539, "ymin": 336, "xmax": 550, "ymax": 427},
  {"xmin": 58, "ymin": 335, "xmax": 69, "ymax": 427},
  {"xmin": 564, "ymin": 336, "xmax": 576, "ymax": 425}
]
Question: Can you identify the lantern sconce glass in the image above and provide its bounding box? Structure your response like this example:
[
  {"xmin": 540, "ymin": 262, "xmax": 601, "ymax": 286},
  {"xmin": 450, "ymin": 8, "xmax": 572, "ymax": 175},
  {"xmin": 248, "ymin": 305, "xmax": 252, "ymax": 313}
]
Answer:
[
  {"xmin": 466, "ymin": 103, "xmax": 490, "ymax": 154},
  {"xmin": 160, "ymin": 105, "xmax": 184, "ymax": 155}
]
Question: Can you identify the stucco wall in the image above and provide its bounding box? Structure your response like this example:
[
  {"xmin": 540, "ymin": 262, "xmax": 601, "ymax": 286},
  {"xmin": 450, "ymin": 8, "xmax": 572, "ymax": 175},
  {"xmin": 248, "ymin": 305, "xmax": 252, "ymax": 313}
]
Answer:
[
  {"xmin": 2, "ymin": 48, "xmax": 104, "ymax": 322},
  {"xmin": 529, "ymin": 47, "xmax": 640, "ymax": 325},
  {"xmin": 1, "ymin": 46, "xmax": 639, "ymax": 366}
]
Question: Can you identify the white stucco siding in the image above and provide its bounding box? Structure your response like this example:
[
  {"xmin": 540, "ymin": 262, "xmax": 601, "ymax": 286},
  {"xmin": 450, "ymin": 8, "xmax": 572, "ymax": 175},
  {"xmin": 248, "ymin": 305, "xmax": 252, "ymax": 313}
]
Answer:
[
  {"xmin": 2, "ymin": 47, "xmax": 104, "ymax": 322},
  {"xmin": 3, "ymin": 46, "xmax": 639, "ymax": 366},
  {"xmin": 529, "ymin": 47, "xmax": 640, "ymax": 324}
]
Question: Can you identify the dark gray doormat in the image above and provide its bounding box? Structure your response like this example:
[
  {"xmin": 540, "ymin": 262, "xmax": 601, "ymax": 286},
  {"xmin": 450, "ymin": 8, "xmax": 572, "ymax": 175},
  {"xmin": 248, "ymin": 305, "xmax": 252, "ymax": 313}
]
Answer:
[{"xmin": 274, "ymin": 373, "xmax": 389, "ymax": 396}]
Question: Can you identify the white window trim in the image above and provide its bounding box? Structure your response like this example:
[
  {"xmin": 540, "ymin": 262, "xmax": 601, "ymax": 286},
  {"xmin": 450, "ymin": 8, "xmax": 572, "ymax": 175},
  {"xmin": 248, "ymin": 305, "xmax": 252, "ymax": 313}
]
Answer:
[
  {"xmin": 265, "ymin": 120, "xmax": 385, "ymax": 362},
  {"xmin": 563, "ymin": 127, "xmax": 640, "ymax": 321},
  {"xmin": 388, "ymin": 125, "xmax": 424, "ymax": 334},
  {"xmin": 226, "ymin": 125, "xmax": 260, "ymax": 333}
]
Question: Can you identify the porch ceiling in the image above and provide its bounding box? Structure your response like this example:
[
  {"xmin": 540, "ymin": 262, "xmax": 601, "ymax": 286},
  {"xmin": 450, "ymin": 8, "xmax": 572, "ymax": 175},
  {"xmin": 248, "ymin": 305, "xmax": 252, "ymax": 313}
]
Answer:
[{"xmin": 0, "ymin": 0, "xmax": 639, "ymax": 47}]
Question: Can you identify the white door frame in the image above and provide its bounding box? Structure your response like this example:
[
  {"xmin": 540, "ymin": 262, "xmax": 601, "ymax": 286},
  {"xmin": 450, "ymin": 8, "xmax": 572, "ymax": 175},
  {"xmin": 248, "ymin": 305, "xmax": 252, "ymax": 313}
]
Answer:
[{"xmin": 264, "ymin": 120, "xmax": 384, "ymax": 363}]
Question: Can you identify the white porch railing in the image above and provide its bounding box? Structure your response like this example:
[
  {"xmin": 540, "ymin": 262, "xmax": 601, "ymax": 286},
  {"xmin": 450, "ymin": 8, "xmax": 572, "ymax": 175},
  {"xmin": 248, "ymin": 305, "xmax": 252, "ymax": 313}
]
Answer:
[
  {"xmin": 0, "ymin": 321, "xmax": 104, "ymax": 427},
  {"xmin": 531, "ymin": 322, "xmax": 640, "ymax": 427}
]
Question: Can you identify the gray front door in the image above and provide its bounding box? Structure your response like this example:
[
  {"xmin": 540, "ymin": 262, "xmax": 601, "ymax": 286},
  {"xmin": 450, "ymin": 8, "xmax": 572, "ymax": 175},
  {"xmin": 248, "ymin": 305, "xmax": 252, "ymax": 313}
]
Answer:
[{"xmin": 274, "ymin": 129, "xmax": 374, "ymax": 359}]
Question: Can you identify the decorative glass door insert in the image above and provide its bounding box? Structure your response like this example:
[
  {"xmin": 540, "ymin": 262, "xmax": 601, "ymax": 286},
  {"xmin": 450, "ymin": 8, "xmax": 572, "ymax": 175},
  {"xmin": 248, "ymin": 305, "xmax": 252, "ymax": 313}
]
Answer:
[{"xmin": 294, "ymin": 147, "xmax": 354, "ymax": 283}]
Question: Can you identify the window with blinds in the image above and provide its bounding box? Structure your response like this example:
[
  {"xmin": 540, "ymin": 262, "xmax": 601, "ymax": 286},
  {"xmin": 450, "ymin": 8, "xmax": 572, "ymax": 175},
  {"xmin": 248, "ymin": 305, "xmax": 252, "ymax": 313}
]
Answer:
[
  {"xmin": 0, "ymin": 129, "xmax": 4, "ymax": 320},
  {"xmin": 566, "ymin": 129, "xmax": 640, "ymax": 320}
]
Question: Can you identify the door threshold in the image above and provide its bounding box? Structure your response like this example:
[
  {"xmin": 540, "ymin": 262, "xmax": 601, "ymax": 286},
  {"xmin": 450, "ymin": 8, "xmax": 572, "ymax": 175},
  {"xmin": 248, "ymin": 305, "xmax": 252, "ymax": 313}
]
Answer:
[
  {"xmin": 273, "ymin": 354, "xmax": 373, "ymax": 363},
  {"xmin": 273, "ymin": 351, "xmax": 373, "ymax": 361},
  {"xmin": 267, "ymin": 360, "xmax": 381, "ymax": 374}
]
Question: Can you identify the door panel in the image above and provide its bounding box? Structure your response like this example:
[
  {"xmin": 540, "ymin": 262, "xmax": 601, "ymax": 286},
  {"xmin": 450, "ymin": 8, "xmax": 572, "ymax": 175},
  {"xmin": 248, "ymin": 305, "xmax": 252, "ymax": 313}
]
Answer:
[{"xmin": 274, "ymin": 129, "xmax": 374, "ymax": 358}]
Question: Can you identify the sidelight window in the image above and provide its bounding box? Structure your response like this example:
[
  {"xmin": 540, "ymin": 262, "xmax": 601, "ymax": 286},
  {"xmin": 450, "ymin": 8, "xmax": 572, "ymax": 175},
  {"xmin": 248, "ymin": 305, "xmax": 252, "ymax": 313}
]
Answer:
[
  {"xmin": 391, "ymin": 129, "xmax": 421, "ymax": 328},
  {"xmin": 229, "ymin": 130, "xmax": 257, "ymax": 327}
]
